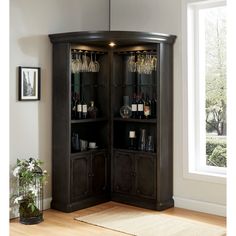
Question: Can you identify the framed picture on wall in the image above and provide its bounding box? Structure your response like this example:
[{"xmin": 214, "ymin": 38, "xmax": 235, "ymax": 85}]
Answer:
[{"xmin": 19, "ymin": 66, "xmax": 41, "ymax": 101}]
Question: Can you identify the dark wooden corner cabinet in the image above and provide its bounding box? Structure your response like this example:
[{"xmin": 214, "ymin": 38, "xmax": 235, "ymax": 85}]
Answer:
[{"xmin": 49, "ymin": 31, "xmax": 176, "ymax": 212}]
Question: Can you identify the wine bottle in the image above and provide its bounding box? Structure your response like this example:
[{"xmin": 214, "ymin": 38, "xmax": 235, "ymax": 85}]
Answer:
[
  {"xmin": 144, "ymin": 94, "xmax": 151, "ymax": 119},
  {"xmin": 137, "ymin": 93, "xmax": 144, "ymax": 119},
  {"xmin": 128, "ymin": 130, "xmax": 136, "ymax": 150},
  {"xmin": 81, "ymin": 96, "xmax": 87, "ymax": 119},
  {"xmin": 76, "ymin": 95, "xmax": 82, "ymax": 119},
  {"xmin": 71, "ymin": 92, "xmax": 77, "ymax": 120},
  {"xmin": 151, "ymin": 96, "xmax": 157, "ymax": 118},
  {"xmin": 131, "ymin": 93, "xmax": 137, "ymax": 119}
]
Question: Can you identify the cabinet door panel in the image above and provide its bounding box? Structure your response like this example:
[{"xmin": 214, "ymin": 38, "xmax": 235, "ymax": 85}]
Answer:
[
  {"xmin": 113, "ymin": 151, "xmax": 133, "ymax": 194},
  {"xmin": 71, "ymin": 155, "xmax": 90, "ymax": 202},
  {"xmin": 135, "ymin": 154, "xmax": 156, "ymax": 199},
  {"xmin": 92, "ymin": 151, "xmax": 107, "ymax": 195}
]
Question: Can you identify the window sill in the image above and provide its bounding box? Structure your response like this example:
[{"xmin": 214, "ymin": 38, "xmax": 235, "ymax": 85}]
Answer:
[{"xmin": 183, "ymin": 170, "xmax": 226, "ymax": 185}]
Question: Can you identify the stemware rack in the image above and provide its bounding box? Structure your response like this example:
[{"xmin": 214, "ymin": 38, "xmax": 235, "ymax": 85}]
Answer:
[{"xmin": 71, "ymin": 49, "xmax": 105, "ymax": 73}]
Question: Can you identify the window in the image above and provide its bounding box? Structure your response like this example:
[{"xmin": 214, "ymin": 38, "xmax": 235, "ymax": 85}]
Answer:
[{"xmin": 184, "ymin": 0, "xmax": 226, "ymax": 179}]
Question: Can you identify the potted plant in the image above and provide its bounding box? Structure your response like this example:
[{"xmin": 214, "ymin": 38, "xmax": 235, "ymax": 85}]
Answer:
[{"xmin": 11, "ymin": 158, "xmax": 48, "ymax": 224}]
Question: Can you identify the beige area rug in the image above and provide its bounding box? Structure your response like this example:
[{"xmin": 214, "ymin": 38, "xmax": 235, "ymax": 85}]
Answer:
[{"xmin": 75, "ymin": 205, "xmax": 226, "ymax": 236}]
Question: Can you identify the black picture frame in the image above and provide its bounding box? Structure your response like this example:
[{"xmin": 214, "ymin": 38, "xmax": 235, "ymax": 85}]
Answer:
[{"xmin": 19, "ymin": 66, "xmax": 41, "ymax": 101}]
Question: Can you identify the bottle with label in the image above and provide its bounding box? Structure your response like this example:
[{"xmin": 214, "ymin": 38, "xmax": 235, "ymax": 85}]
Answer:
[
  {"xmin": 144, "ymin": 94, "xmax": 151, "ymax": 119},
  {"xmin": 151, "ymin": 96, "xmax": 157, "ymax": 118},
  {"xmin": 131, "ymin": 93, "xmax": 137, "ymax": 119},
  {"xmin": 137, "ymin": 93, "xmax": 144, "ymax": 119},
  {"xmin": 81, "ymin": 96, "xmax": 87, "ymax": 119},
  {"xmin": 76, "ymin": 95, "xmax": 82, "ymax": 119},
  {"xmin": 128, "ymin": 130, "xmax": 136, "ymax": 150}
]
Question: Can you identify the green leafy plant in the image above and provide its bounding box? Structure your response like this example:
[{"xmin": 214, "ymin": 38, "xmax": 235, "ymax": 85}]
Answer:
[{"xmin": 11, "ymin": 158, "xmax": 48, "ymax": 218}]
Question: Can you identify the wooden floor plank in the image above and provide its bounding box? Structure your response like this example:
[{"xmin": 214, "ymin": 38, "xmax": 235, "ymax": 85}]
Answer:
[{"xmin": 10, "ymin": 201, "xmax": 226, "ymax": 236}]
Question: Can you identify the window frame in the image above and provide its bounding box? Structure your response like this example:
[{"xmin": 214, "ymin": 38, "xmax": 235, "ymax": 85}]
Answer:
[{"xmin": 182, "ymin": 0, "xmax": 226, "ymax": 184}]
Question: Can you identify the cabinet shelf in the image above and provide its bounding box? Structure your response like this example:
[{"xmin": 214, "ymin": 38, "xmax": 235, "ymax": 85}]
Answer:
[
  {"xmin": 113, "ymin": 148, "xmax": 156, "ymax": 156},
  {"xmin": 71, "ymin": 148, "xmax": 106, "ymax": 157},
  {"xmin": 71, "ymin": 84, "xmax": 106, "ymax": 88},
  {"xmin": 84, "ymin": 84, "xmax": 106, "ymax": 88},
  {"xmin": 113, "ymin": 84, "xmax": 157, "ymax": 88},
  {"xmin": 113, "ymin": 117, "xmax": 156, "ymax": 124},
  {"xmin": 71, "ymin": 117, "xmax": 107, "ymax": 124}
]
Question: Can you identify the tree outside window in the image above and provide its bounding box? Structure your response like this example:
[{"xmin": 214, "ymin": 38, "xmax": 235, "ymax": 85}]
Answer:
[{"xmin": 203, "ymin": 6, "xmax": 226, "ymax": 167}]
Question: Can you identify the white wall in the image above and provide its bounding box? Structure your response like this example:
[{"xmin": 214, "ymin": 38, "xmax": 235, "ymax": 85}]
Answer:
[
  {"xmin": 111, "ymin": 0, "xmax": 226, "ymax": 216},
  {"xmin": 10, "ymin": 0, "xmax": 226, "ymax": 218},
  {"xmin": 10, "ymin": 0, "xmax": 109, "ymax": 217}
]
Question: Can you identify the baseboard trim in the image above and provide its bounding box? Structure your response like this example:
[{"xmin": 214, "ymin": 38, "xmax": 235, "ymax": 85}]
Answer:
[
  {"xmin": 173, "ymin": 196, "xmax": 226, "ymax": 217},
  {"xmin": 43, "ymin": 197, "xmax": 52, "ymax": 210}
]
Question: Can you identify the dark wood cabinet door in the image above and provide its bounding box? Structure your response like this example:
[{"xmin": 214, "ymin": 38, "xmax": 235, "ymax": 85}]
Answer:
[
  {"xmin": 71, "ymin": 154, "xmax": 90, "ymax": 202},
  {"xmin": 92, "ymin": 151, "xmax": 107, "ymax": 195},
  {"xmin": 113, "ymin": 151, "xmax": 134, "ymax": 194},
  {"xmin": 135, "ymin": 153, "xmax": 156, "ymax": 199}
]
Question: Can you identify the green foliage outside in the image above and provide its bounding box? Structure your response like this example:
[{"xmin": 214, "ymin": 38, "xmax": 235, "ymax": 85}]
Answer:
[
  {"xmin": 205, "ymin": 7, "xmax": 226, "ymax": 136},
  {"xmin": 206, "ymin": 136, "xmax": 227, "ymax": 167},
  {"xmin": 204, "ymin": 7, "xmax": 227, "ymax": 168}
]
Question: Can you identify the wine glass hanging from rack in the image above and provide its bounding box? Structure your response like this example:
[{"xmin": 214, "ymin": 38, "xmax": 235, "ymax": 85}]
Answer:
[
  {"xmin": 71, "ymin": 50, "xmax": 102, "ymax": 73},
  {"xmin": 125, "ymin": 50, "xmax": 157, "ymax": 74}
]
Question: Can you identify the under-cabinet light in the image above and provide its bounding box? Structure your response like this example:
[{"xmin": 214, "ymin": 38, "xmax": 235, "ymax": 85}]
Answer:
[{"xmin": 109, "ymin": 42, "xmax": 116, "ymax": 47}]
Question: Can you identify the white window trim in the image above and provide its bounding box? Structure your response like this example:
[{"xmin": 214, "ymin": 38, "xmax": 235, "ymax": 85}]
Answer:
[{"xmin": 182, "ymin": 0, "xmax": 226, "ymax": 184}]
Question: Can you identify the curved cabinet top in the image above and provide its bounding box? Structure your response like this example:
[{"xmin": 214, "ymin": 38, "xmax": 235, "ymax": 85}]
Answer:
[{"xmin": 49, "ymin": 31, "xmax": 176, "ymax": 45}]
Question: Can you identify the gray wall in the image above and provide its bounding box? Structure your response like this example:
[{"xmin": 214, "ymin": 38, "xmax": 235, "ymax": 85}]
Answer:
[
  {"xmin": 10, "ymin": 0, "xmax": 109, "ymax": 217},
  {"xmin": 10, "ymin": 0, "xmax": 226, "ymax": 217}
]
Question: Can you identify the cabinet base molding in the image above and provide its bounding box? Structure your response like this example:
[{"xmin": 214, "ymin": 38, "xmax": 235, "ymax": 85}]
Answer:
[
  {"xmin": 156, "ymin": 199, "xmax": 174, "ymax": 210},
  {"xmin": 51, "ymin": 195, "xmax": 109, "ymax": 213},
  {"xmin": 111, "ymin": 193, "xmax": 174, "ymax": 211}
]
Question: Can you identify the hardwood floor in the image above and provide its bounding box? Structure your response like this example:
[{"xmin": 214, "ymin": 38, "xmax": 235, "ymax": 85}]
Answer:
[{"xmin": 10, "ymin": 201, "xmax": 226, "ymax": 236}]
